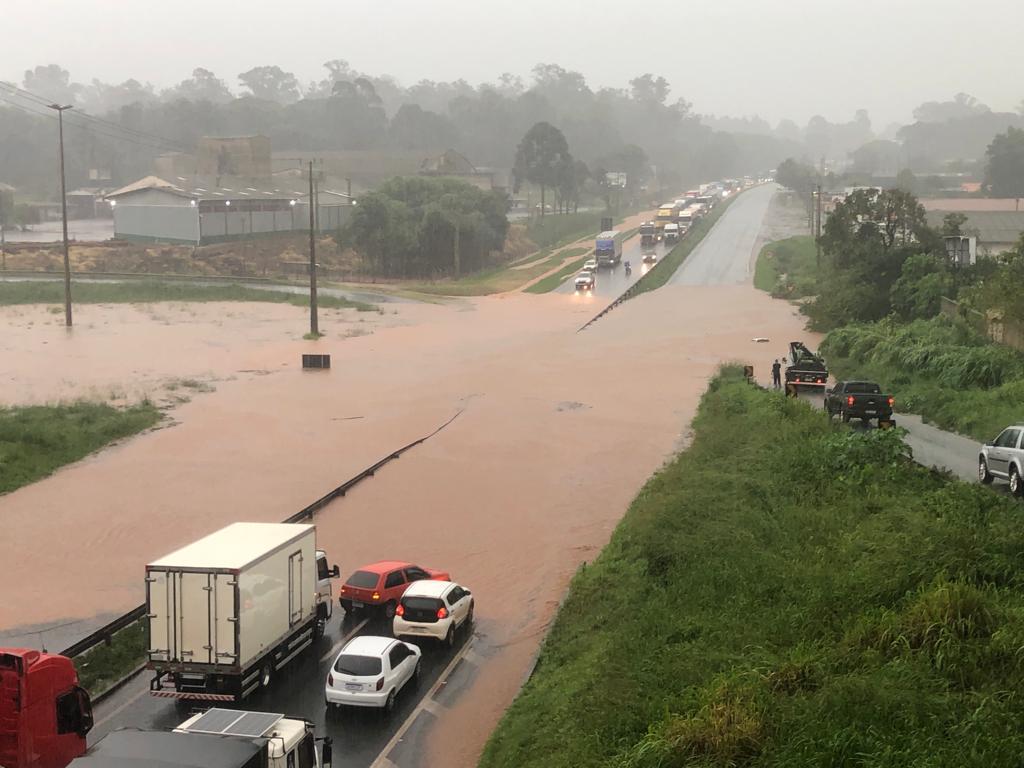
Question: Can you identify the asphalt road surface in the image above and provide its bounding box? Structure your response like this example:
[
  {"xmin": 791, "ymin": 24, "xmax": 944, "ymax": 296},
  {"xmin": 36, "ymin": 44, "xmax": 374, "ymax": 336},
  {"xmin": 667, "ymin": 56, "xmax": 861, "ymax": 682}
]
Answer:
[
  {"xmin": 90, "ymin": 609, "xmax": 479, "ymax": 768},
  {"xmin": 553, "ymin": 232, "xmax": 670, "ymax": 298},
  {"xmin": 670, "ymin": 184, "xmax": 776, "ymax": 285}
]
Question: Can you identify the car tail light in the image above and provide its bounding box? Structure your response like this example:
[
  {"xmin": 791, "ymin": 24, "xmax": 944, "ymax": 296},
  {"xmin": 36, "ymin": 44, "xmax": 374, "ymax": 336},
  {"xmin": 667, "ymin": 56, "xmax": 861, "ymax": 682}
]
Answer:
[
  {"xmin": 375, "ymin": 676, "xmax": 384, "ymax": 691},
  {"xmin": 372, "ymin": 592, "xmax": 380, "ymax": 601},
  {"xmin": 340, "ymin": 587, "xmax": 346, "ymax": 594},
  {"xmin": 888, "ymin": 397, "xmax": 895, "ymax": 406},
  {"xmin": 817, "ymin": 378, "xmax": 824, "ymax": 383},
  {"xmin": 328, "ymin": 673, "xmax": 334, "ymax": 686},
  {"xmin": 437, "ymin": 607, "xmax": 448, "ymax": 620},
  {"xmin": 396, "ymin": 604, "xmax": 405, "ymax": 617},
  {"xmin": 847, "ymin": 396, "xmax": 855, "ymax": 406}
]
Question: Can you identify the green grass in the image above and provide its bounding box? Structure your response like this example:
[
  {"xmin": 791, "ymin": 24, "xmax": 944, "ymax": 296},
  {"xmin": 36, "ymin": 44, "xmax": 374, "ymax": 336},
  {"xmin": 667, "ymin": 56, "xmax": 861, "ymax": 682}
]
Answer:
[
  {"xmin": 481, "ymin": 366, "xmax": 1024, "ymax": 767},
  {"xmin": 524, "ymin": 247, "xmax": 594, "ymax": 294},
  {"xmin": 0, "ymin": 281, "xmax": 376, "ymax": 311},
  {"xmin": 74, "ymin": 622, "xmax": 147, "ymax": 697},
  {"xmin": 408, "ymin": 246, "xmax": 593, "ymax": 297},
  {"xmin": 0, "ymin": 401, "xmax": 162, "ymax": 495},
  {"xmin": 627, "ymin": 195, "xmax": 738, "ymax": 298},
  {"xmin": 525, "ymin": 212, "xmax": 604, "ymax": 251},
  {"xmin": 823, "ymin": 316, "xmax": 1024, "ymax": 441},
  {"xmin": 754, "ymin": 235, "xmax": 819, "ymax": 296}
]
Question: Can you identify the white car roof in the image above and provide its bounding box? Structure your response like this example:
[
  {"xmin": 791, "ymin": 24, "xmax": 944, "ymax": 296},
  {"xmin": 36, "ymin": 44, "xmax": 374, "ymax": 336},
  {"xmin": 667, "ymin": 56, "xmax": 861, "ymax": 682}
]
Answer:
[
  {"xmin": 340, "ymin": 635, "xmax": 395, "ymax": 657},
  {"xmin": 403, "ymin": 579, "xmax": 456, "ymax": 598}
]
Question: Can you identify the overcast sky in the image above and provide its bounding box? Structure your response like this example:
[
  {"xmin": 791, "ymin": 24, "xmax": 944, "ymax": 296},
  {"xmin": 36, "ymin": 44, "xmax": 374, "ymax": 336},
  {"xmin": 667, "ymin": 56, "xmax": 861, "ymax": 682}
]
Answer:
[{"xmin": 4, "ymin": 0, "xmax": 1021, "ymax": 127}]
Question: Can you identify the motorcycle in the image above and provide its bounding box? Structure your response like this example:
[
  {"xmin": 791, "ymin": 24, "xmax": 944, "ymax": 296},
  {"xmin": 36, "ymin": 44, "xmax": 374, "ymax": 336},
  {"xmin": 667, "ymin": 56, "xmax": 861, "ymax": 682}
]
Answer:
[{"xmin": 624, "ymin": 261, "xmax": 632, "ymax": 276}]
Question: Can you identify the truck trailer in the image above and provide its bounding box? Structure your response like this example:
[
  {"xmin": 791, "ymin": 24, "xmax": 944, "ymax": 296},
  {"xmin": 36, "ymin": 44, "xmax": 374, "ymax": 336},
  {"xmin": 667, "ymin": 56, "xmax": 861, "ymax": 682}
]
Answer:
[
  {"xmin": 639, "ymin": 221, "xmax": 657, "ymax": 247},
  {"xmin": 147, "ymin": 523, "xmax": 339, "ymax": 703},
  {"xmin": 595, "ymin": 230, "xmax": 624, "ymax": 267},
  {"xmin": 69, "ymin": 709, "xmax": 330, "ymax": 768},
  {"xmin": 655, "ymin": 204, "xmax": 678, "ymax": 234},
  {"xmin": 0, "ymin": 649, "xmax": 93, "ymax": 768}
]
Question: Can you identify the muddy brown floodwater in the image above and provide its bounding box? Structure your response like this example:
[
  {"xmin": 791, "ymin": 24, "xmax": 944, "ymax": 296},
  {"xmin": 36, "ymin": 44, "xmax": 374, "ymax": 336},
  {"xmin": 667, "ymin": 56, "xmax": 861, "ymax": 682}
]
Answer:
[{"xmin": 0, "ymin": 189, "xmax": 817, "ymax": 766}]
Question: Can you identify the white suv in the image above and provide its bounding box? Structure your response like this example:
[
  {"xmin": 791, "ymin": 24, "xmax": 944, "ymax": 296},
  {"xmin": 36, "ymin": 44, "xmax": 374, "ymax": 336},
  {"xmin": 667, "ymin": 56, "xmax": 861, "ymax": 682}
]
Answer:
[{"xmin": 393, "ymin": 580, "xmax": 474, "ymax": 646}]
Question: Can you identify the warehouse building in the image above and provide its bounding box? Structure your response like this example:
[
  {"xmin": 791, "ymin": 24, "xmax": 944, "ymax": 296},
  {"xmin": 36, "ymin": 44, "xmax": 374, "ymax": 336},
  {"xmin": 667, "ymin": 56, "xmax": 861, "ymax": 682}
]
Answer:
[{"xmin": 105, "ymin": 176, "xmax": 353, "ymax": 245}]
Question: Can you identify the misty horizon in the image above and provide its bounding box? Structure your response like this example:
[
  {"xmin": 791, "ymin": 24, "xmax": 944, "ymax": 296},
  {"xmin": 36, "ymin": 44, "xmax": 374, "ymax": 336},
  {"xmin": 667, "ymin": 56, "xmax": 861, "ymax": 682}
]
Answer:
[{"xmin": 4, "ymin": 0, "xmax": 1022, "ymax": 127}]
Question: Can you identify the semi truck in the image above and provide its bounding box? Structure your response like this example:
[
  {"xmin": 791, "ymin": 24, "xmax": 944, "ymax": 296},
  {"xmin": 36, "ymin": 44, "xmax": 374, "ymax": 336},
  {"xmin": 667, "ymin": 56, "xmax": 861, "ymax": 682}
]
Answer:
[
  {"xmin": 663, "ymin": 222, "xmax": 680, "ymax": 244},
  {"xmin": 595, "ymin": 230, "xmax": 624, "ymax": 268},
  {"xmin": 69, "ymin": 709, "xmax": 330, "ymax": 768},
  {"xmin": 0, "ymin": 649, "xmax": 93, "ymax": 768},
  {"xmin": 147, "ymin": 523, "xmax": 339, "ymax": 703},
  {"xmin": 639, "ymin": 221, "xmax": 657, "ymax": 246}
]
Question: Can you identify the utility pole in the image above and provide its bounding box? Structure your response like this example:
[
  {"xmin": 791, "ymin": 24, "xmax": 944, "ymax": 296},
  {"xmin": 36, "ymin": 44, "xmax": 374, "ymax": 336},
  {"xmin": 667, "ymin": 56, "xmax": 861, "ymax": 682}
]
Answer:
[
  {"xmin": 815, "ymin": 183, "xmax": 822, "ymax": 268},
  {"xmin": 50, "ymin": 103, "xmax": 73, "ymax": 327},
  {"xmin": 308, "ymin": 161, "xmax": 319, "ymax": 336},
  {"xmin": 453, "ymin": 221, "xmax": 461, "ymax": 278}
]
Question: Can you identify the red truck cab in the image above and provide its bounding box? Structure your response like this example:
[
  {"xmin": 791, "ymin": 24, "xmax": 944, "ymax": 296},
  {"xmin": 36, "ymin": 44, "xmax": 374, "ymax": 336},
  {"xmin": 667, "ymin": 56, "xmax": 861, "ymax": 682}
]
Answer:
[{"xmin": 0, "ymin": 649, "xmax": 93, "ymax": 768}]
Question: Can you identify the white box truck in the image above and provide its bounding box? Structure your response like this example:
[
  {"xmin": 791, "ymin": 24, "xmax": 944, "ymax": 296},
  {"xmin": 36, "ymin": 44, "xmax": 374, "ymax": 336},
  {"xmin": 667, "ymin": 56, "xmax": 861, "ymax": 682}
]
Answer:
[{"xmin": 147, "ymin": 522, "xmax": 339, "ymax": 702}]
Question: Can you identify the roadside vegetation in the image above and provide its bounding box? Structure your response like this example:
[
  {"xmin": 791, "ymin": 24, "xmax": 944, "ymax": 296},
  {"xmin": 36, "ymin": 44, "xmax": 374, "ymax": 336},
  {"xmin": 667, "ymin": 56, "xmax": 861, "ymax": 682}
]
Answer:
[
  {"xmin": 0, "ymin": 401, "xmax": 162, "ymax": 495},
  {"xmin": 74, "ymin": 622, "xmax": 147, "ymax": 697},
  {"xmin": 482, "ymin": 367, "xmax": 1024, "ymax": 767},
  {"xmin": 760, "ymin": 172, "xmax": 1024, "ymax": 439},
  {"xmin": 0, "ymin": 280, "xmax": 376, "ymax": 311},
  {"xmin": 407, "ymin": 245, "xmax": 590, "ymax": 296}
]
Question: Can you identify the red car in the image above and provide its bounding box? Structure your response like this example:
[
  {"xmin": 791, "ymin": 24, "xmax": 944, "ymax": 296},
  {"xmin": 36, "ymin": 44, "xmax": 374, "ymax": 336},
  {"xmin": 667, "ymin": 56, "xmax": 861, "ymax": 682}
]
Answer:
[{"xmin": 339, "ymin": 561, "xmax": 451, "ymax": 618}]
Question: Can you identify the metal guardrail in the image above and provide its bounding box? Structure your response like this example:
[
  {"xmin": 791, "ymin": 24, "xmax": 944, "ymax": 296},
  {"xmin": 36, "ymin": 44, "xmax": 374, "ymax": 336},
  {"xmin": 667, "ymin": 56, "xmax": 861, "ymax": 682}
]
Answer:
[{"xmin": 59, "ymin": 409, "xmax": 465, "ymax": 660}]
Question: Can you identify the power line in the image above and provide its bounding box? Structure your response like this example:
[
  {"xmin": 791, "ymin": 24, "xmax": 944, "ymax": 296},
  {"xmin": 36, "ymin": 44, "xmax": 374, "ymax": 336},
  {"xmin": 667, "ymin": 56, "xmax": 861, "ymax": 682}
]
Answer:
[
  {"xmin": 0, "ymin": 91, "xmax": 184, "ymax": 153},
  {"xmin": 0, "ymin": 82, "xmax": 187, "ymax": 152}
]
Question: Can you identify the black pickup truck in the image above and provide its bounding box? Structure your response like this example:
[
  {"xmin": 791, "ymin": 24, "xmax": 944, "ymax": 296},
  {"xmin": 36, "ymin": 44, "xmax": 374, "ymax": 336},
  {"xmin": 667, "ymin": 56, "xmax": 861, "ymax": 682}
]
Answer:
[{"xmin": 825, "ymin": 380, "xmax": 895, "ymax": 426}]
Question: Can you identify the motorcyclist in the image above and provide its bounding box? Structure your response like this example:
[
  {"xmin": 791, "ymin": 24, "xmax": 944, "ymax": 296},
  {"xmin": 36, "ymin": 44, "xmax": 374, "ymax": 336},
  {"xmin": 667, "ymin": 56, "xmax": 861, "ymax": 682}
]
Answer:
[{"xmin": 624, "ymin": 260, "xmax": 632, "ymax": 275}]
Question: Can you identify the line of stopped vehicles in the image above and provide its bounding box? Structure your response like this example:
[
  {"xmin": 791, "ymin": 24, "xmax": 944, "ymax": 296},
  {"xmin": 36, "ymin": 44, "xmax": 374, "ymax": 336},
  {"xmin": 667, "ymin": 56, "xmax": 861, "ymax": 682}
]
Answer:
[
  {"xmin": 574, "ymin": 181, "xmax": 737, "ymax": 293},
  {"xmin": 782, "ymin": 340, "xmax": 1024, "ymax": 498},
  {"xmin": 2, "ymin": 522, "xmax": 474, "ymax": 768}
]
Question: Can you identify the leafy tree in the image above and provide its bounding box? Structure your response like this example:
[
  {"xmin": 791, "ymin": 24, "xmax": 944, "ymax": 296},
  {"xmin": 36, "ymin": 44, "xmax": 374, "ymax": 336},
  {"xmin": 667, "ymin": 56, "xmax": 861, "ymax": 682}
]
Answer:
[
  {"xmin": 165, "ymin": 68, "xmax": 233, "ymax": 103},
  {"xmin": 237, "ymin": 66, "xmax": 301, "ymax": 104},
  {"xmin": 913, "ymin": 93, "xmax": 990, "ymax": 123},
  {"xmin": 985, "ymin": 126, "xmax": 1024, "ymax": 197},
  {"xmin": 775, "ymin": 157, "xmax": 818, "ymax": 206},
  {"xmin": 22, "ymin": 64, "xmax": 79, "ymax": 104},
  {"xmin": 388, "ymin": 103, "xmax": 459, "ymax": 151},
  {"xmin": 890, "ymin": 253, "xmax": 954, "ymax": 319},
  {"xmin": 513, "ymin": 122, "xmax": 572, "ymax": 217},
  {"xmin": 942, "ymin": 212, "xmax": 970, "ymax": 237}
]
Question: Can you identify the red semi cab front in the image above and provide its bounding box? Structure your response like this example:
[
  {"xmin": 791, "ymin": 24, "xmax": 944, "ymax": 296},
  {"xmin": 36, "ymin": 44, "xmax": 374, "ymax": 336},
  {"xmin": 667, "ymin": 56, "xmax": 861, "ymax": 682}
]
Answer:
[{"xmin": 0, "ymin": 649, "xmax": 93, "ymax": 768}]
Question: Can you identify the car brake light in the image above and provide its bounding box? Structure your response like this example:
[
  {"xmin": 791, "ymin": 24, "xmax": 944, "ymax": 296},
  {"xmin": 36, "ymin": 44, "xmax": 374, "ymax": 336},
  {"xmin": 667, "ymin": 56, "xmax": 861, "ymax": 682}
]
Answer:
[
  {"xmin": 888, "ymin": 397, "xmax": 895, "ymax": 406},
  {"xmin": 396, "ymin": 604, "xmax": 405, "ymax": 617},
  {"xmin": 340, "ymin": 587, "xmax": 346, "ymax": 594},
  {"xmin": 817, "ymin": 378, "xmax": 823, "ymax": 383},
  {"xmin": 372, "ymin": 592, "xmax": 380, "ymax": 601},
  {"xmin": 437, "ymin": 607, "xmax": 448, "ymax": 620},
  {"xmin": 328, "ymin": 673, "xmax": 334, "ymax": 686},
  {"xmin": 375, "ymin": 676, "xmax": 384, "ymax": 691},
  {"xmin": 847, "ymin": 396, "xmax": 855, "ymax": 406}
]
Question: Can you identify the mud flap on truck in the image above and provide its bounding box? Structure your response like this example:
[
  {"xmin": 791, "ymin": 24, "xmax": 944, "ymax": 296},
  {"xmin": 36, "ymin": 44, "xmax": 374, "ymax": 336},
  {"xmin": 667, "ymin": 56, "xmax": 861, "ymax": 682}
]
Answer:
[{"xmin": 150, "ymin": 670, "xmax": 237, "ymax": 701}]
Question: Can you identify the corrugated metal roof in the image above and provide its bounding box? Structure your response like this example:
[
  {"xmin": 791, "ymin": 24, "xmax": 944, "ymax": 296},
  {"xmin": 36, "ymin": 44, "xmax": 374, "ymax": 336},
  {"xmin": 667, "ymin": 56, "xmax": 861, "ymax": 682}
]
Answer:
[
  {"xmin": 106, "ymin": 175, "xmax": 355, "ymax": 203},
  {"xmin": 926, "ymin": 210, "xmax": 1024, "ymax": 244}
]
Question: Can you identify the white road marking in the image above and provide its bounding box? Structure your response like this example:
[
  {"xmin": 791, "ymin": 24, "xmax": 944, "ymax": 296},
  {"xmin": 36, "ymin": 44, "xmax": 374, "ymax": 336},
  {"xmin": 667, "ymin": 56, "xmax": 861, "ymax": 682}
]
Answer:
[
  {"xmin": 320, "ymin": 617, "xmax": 370, "ymax": 662},
  {"xmin": 369, "ymin": 637, "xmax": 475, "ymax": 768}
]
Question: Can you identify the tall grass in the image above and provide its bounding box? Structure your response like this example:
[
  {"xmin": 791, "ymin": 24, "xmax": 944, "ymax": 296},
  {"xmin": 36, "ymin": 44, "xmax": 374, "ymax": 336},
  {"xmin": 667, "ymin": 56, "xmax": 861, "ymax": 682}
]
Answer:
[
  {"xmin": 754, "ymin": 235, "xmax": 819, "ymax": 297},
  {"xmin": 823, "ymin": 317, "xmax": 1024, "ymax": 439},
  {"xmin": 481, "ymin": 367, "xmax": 1024, "ymax": 767},
  {"xmin": 0, "ymin": 401, "xmax": 162, "ymax": 494}
]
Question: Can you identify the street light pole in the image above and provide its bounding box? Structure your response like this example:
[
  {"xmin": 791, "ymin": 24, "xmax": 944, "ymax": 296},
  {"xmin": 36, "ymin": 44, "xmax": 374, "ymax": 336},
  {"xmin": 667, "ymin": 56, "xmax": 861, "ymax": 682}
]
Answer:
[
  {"xmin": 49, "ymin": 103, "xmax": 73, "ymax": 327},
  {"xmin": 308, "ymin": 161, "xmax": 319, "ymax": 336}
]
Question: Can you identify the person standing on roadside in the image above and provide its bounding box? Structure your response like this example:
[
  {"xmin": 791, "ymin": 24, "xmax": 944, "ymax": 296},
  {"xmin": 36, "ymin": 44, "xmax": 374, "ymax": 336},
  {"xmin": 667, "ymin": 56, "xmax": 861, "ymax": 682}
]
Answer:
[{"xmin": 772, "ymin": 359, "xmax": 782, "ymax": 389}]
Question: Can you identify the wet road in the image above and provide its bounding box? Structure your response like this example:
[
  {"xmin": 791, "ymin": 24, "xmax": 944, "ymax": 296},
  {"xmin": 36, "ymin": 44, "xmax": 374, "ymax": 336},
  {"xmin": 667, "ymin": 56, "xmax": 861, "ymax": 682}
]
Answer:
[
  {"xmin": 670, "ymin": 184, "xmax": 776, "ymax": 285},
  {"xmin": 552, "ymin": 232, "xmax": 670, "ymax": 298},
  {"xmin": 90, "ymin": 609, "xmax": 479, "ymax": 768}
]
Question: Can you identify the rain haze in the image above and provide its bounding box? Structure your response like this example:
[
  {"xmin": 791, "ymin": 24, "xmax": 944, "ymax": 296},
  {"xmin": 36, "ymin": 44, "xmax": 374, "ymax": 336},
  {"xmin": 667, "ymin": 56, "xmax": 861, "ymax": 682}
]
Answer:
[{"xmin": 3, "ymin": 0, "xmax": 1022, "ymax": 124}]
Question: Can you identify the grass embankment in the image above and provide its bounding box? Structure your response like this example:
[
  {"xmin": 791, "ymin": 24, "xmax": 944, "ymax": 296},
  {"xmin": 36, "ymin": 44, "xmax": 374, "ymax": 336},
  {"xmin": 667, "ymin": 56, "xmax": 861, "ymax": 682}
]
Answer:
[
  {"xmin": 406, "ymin": 246, "xmax": 590, "ymax": 297},
  {"xmin": 526, "ymin": 212, "xmax": 603, "ymax": 251},
  {"xmin": 753, "ymin": 235, "xmax": 818, "ymax": 296},
  {"xmin": 0, "ymin": 281, "xmax": 376, "ymax": 311},
  {"xmin": 0, "ymin": 402, "xmax": 162, "ymax": 495},
  {"xmin": 823, "ymin": 316, "xmax": 1024, "ymax": 441},
  {"xmin": 628, "ymin": 194, "xmax": 737, "ymax": 297},
  {"xmin": 482, "ymin": 367, "xmax": 1024, "ymax": 767},
  {"xmin": 74, "ymin": 622, "xmax": 147, "ymax": 697}
]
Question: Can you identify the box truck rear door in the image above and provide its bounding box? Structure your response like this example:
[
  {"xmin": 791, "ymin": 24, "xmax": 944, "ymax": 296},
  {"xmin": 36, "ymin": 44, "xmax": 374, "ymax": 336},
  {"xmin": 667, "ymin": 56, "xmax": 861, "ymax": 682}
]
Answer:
[
  {"xmin": 288, "ymin": 552, "xmax": 304, "ymax": 626},
  {"xmin": 176, "ymin": 572, "xmax": 213, "ymax": 664},
  {"xmin": 213, "ymin": 573, "xmax": 238, "ymax": 665},
  {"xmin": 148, "ymin": 569, "xmax": 171, "ymax": 662}
]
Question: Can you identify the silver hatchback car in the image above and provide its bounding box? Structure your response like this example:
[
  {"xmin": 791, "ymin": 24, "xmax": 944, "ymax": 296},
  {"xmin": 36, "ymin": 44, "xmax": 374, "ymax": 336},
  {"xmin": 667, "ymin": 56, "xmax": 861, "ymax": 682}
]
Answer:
[{"xmin": 979, "ymin": 424, "xmax": 1024, "ymax": 495}]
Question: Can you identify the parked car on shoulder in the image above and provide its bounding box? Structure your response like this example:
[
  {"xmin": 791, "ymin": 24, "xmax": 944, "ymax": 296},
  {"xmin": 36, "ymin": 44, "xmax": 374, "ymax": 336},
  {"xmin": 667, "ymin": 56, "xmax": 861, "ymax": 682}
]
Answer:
[
  {"xmin": 825, "ymin": 381, "xmax": 894, "ymax": 426},
  {"xmin": 394, "ymin": 580, "xmax": 474, "ymax": 647},
  {"xmin": 325, "ymin": 635, "xmax": 421, "ymax": 714},
  {"xmin": 979, "ymin": 424, "xmax": 1024, "ymax": 495},
  {"xmin": 339, "ymin": 561, "xmax": 451, "ymax": 618}
]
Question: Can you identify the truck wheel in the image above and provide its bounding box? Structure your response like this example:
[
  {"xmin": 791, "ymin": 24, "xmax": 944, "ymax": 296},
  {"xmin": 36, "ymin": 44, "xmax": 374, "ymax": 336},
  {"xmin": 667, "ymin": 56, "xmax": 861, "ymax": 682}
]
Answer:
[
  {"xmin": 260, "ymin": 663, "xmax": 273, "ymax": 690},
  {"xmin": 1010, "ymin": 466, "xmax": 1023, "ymax": 497},
  {"xmin": 979, "ymin": 458, "xmax": 994, "ymax": 485},
  {"xmin": 841, "ymin": 412, "xmax": 851, "ymax": 423},
  {"xmin": 313, "ymin": 617, "xmax": 325, "ymax": 641}
]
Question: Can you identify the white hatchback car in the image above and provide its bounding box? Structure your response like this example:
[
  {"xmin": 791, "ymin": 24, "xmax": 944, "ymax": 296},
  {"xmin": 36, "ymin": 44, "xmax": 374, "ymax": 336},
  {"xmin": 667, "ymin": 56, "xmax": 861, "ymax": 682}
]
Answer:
[
  {"xmin": 393, "ymin": 580, "xmax": 474, "ymax": 646},
  {"xmin": 583, "ymin": 257, "xmax": 599, "ymax": 272},
  {"xmin": 325, "ymin": 635, "xmax": 421, "ymax": 713}
]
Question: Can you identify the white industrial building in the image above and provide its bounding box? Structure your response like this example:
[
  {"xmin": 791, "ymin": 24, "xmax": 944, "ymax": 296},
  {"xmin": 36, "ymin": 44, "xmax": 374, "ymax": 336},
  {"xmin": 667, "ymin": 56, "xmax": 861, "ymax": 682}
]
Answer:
[{"xmin": 105, "ymin": 176, "xmax": 353, "ymax": 245}]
